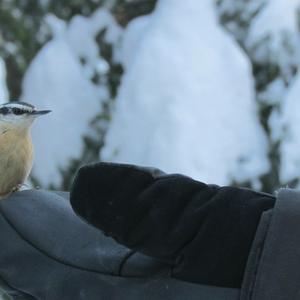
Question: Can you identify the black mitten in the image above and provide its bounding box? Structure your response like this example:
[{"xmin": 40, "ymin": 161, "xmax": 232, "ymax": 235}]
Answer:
[{"xmin": 70, "ymin": 162, "xmax": 275, "ymax": 288}]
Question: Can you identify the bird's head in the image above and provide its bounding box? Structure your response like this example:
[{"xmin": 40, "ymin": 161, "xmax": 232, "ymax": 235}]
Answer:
[{"xmin": 0, "ymin": 102, "xmax": 51, "ymax": 133}]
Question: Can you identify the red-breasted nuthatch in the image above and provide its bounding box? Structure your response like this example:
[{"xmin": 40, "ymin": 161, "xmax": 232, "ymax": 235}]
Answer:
[{"xmin": 0, "ymin": 101, "xmax": 51, "ymax": 199}]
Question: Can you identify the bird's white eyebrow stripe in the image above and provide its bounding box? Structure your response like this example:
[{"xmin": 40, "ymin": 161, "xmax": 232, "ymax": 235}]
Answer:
[
  {"xmin": 8, "ymin": 101, "xmax": 35, "ymax": 108},
  {"xmin": 5, "ymin": 104, "xmax": 32, "ymax": 110}
]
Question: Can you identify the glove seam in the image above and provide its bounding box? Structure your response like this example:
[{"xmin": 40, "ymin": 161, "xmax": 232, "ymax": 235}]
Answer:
[{"xmin": 118, "ymin": 250, "xmax": 136, "ymax": 276}]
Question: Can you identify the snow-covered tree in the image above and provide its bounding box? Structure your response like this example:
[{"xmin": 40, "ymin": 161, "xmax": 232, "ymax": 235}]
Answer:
[
  {"xmin": 217, "ymin": 0, "xmax": 300, "ymax": 190},
  {"xmin": 2, "ymin": 0, "xmax": 300, "ymax": 192},
  {"xmin": 247, "ymin": 0, "xmax": 300, "ymax": 188},
  {"xmin": 249, "ymin": 0, "xmax": 300, "ymax": 188},
  {"xmin": 21, "ymin": 9, "xmax": 122, "ymax": 188},
  {"xmin": 102, "ymin": 0, "xmax": 269, "ymax": 187},
  {"xmin": 0, "ymin": 0, "xmax": 155, "ymax": 189}
]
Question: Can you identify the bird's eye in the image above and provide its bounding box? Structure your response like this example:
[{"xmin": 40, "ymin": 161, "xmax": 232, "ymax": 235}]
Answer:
[
  {"xmin": 0, "ymin": 107, "xmax": 10, "ymax": 115},
  {"xmin": 12, "ymin": 108, "xmax": 24, "ymax": 115}
]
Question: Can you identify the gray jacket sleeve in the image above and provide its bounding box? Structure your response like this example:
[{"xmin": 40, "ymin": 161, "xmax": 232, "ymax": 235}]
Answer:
[
  {"xmin": 0, "ymin": 190, "xmax": 239, "ymax": 300},
  {"xmin": 0, "ymin": 188, "xmax": 300, "ymax": 300},
  {"xmin": 241, "ymin": 188, "xmax": 300, "ymax": 300}
]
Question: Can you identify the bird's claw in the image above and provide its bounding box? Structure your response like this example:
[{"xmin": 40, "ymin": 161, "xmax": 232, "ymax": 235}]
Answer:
[{"xmin": 11, "ymin": 184, "xmax": 23, "ymax": 193}]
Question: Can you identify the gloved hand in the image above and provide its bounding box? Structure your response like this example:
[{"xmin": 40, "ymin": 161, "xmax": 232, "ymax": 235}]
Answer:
[{"xmin": 70, "ymin": 162, "xmax": 275, "ymax": 288}]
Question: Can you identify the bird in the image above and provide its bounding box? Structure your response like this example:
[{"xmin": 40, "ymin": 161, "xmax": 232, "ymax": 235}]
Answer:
[{"xmin": 0, "ymin": 101, "xmax": 51, "ymax": 199}]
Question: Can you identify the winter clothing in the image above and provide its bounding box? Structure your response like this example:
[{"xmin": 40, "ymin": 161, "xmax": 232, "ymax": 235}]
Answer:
[
  {"xmin": 70, "ymin": 163, "xmax": 275, "ymax": 288},
  {"xmin": 0, "ymin": 162, "xmax": 299, "ymax": 300}
]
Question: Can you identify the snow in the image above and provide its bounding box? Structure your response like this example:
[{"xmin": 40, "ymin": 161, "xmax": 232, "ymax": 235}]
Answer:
[
  {"xmin": 102, "ymin": 0, "xmax": 269, "ymax": 186},
  {"xmin": 0, "ymin": 58, "xmax": 8, "ymax": 102},
  {"xmin": 217, "ymin": 0, "xmax": 265, "ymax": 42},
  {"xmin": 21, "ymin": 9, "xmax": 121, "ymax": 187},
  {"xmin": 249, "ymin": 0, "xmax": 300, "ymax": 42},
  {"xmin": 247, "ymin": 0, "xmax": 300, "ymax": 185},
  {"xmin": 259, "ymin": 77, "xmax": 286, "ymax": 105},
  {"xmin": 247, "ymin": 0, "xmax": 300, "ymax": 78},
  {"xmin": 278, "ymin": 76, "xmax": 300, "ymax": 184},
  {"xmin": 65, "ymin": 9, "xmax": 122, "ymax": 78}
]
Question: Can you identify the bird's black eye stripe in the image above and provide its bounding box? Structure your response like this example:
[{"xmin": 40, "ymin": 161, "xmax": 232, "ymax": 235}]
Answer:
[
  {"xmin": 0, "ymin": 105, "xmax": 33, "ymax": 115},
  {"xmin": 12, "ymin": 107, "xmax": 25, "ymax": 115},
  {"xmin": 0, "ymin": 107, "xmax": 10, "ymax": 115}
]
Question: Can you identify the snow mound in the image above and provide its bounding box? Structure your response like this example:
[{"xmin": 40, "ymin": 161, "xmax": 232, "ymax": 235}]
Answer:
[{"xmin": 102, "ymin": 0, "xmax": 269, "ymax": 186}]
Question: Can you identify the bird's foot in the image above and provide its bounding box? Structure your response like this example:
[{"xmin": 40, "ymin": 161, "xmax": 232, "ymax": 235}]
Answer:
[
  {"xmin": 0, "ymin": 184, "xmax": 28, "ymax": 200},
  {"xmin": 11, "ymin": 184, "xmax": 23, "ymax": 193}
]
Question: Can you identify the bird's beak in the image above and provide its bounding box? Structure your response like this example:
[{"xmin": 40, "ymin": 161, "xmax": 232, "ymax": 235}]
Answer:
[{"xmin": 30, "ymin": 110, "xmax": 51, "ymax": 116}]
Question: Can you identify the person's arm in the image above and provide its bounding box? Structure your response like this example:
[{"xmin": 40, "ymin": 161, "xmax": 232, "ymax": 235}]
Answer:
[
  {"xmin": 70, "ymin": 162, "xmax": 275, "ymax": 287},
  {"xmin": 0, "ymin": 189, "xmax": 240, "ymax": 300}
]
